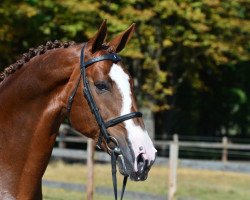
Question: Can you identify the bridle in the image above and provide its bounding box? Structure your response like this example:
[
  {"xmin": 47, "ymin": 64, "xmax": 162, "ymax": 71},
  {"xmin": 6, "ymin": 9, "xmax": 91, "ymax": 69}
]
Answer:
[{"xmin": 67, "ymin": 43, "xmax": 143, "ymax": 200}]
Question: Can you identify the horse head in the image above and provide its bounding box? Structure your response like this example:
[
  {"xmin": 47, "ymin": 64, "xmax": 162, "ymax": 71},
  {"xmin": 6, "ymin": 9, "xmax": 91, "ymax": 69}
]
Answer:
[{"xmin": 68, "ymin": 20, "xmax": 157, "ymax": 181}]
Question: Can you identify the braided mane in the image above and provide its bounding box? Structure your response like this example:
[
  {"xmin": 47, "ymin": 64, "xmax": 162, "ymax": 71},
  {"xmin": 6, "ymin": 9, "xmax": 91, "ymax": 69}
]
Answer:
[{"xmin": 0, "ymin": 40, "xmax": 76, "ymax": 82}]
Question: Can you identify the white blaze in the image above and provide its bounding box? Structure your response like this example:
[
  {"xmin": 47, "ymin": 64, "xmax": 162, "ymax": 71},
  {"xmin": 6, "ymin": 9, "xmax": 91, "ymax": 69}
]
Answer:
[{"xmin": 109, "ymin": 64, "xmax": 157, "ymax": 171}]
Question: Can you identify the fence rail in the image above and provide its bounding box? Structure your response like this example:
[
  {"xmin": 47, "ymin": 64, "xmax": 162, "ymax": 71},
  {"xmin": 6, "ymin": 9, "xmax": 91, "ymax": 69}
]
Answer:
[
  {"xmin": 55, "ymin": 125, "xmax": 250, "ymax": 162},
  {"xmin": 47, "ymin": 125, "xmax": 250, "ymax": 200},
  {"xmin": 56, "ymin": 137, "xmax": 250, "ymax": 150},
  {"xmin": 152, "ymin": 140, "xmax": 250, "ymax": 150}
]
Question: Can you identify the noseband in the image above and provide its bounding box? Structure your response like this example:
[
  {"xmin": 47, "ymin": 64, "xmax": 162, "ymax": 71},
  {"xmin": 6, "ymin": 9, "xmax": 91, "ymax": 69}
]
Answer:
[{"xmin": 67, "ymin": 44, "xmax": 143, "ymax": 200}]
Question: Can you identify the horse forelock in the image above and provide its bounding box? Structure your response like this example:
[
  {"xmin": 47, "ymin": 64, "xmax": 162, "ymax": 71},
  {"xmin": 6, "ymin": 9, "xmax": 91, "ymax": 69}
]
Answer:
[{"xmin": 0, "ymin": 40, "xmax": 76, "ymax": 83}]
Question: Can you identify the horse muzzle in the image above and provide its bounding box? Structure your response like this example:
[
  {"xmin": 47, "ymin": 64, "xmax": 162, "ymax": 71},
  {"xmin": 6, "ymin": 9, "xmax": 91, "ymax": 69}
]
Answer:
[{"xmin": 117, "ymin": 147, "xmax": 156, "ymax": 181}]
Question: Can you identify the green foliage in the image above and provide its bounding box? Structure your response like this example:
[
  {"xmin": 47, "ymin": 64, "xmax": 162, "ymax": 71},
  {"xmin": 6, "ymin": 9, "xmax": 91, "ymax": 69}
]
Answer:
[{"xmin": 0, "ymin": 0, "xmax": 249, "ymax": 136}]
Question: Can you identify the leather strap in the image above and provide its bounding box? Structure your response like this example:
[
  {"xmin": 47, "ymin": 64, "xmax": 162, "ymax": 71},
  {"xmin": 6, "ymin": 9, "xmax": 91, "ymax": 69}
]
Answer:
[
  {"xmin": 67, "ymin": 75, "xmax": 81, "ymax": 115},
  {"xmin": 111, "ymin": 149, "xmax": 128, "ymax": 200},
  {"xmin": 105, "ymin": 112, "xmax": 142, "ymax": 128},
  {"xmin": 82, "ymin": 53, "xmax": 121, "ymax": 68},
  {"xmin": 111, "ymin": 150, "xmax": 118, "ymax": 200},
  {"xmin": 121, "ymin": 176, "xmax": 128, "ymax": 200}
]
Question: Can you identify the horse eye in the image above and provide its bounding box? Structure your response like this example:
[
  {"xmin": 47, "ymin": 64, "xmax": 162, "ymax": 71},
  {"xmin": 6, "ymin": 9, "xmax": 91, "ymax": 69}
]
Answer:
[{"xmin": 94, "ymin": 82, "xmax": 109, "ymax": 92}]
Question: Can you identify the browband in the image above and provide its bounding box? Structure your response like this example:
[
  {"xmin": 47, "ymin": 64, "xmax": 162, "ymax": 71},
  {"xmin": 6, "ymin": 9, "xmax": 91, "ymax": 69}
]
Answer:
[{"xmin": 81, "ymin": 52, "xmax": 122, "ymax": 68}]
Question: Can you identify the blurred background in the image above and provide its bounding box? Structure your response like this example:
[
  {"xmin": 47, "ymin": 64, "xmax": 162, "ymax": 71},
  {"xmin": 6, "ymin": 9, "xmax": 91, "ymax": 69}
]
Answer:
[{"xmin": 1, "ymin": 0, "xmax": 250, "ymax": 199}]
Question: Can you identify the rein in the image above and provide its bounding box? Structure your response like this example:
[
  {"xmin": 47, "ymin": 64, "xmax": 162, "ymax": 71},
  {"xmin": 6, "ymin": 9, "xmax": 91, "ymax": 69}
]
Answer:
[{"xmin": 67, "ymin": 44, "xmax": 143, "ymax": 200}]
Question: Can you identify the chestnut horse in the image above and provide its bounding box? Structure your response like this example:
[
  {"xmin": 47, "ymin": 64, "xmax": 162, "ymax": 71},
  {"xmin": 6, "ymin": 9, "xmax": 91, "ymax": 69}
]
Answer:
[{"xmin": 0, "ymin": 20, "xmax": 156, "ymax": 200}]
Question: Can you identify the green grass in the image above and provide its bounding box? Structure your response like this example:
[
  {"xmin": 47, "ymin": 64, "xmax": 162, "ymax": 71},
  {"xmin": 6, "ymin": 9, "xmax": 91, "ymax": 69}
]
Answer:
[
  {"xmin": 43, "ymin": 161, "xmax": 250, "ymax": 200},
  {"xmin": 43, "ymin": 188, "xmax": 114, "ymax": 200},
  {"xmin": 177, "ymin": 169, "xmax": 250, "ymax": 200}
]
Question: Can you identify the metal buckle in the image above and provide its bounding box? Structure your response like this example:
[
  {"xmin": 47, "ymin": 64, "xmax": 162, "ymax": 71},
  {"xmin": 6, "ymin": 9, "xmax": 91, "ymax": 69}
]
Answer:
[{"xmin": 106, "ymin": 136, "xmax": 121, "ymax": 154}]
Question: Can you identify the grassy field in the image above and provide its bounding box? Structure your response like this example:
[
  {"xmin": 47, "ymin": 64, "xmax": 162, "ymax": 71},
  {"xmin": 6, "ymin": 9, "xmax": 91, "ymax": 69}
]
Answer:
[{"xmin": 43, "ymin": 161, "xmax": 250, "ymax": 200}]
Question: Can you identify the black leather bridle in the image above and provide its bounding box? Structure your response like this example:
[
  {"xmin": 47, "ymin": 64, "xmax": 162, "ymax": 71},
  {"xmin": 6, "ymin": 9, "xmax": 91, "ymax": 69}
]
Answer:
[{"xmin": 67, "ymin": 44, "xmax": 142, "ymax": 200}]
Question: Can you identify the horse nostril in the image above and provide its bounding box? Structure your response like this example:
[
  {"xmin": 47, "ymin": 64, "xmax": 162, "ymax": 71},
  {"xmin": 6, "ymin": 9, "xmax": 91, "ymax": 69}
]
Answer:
[{"xmin": 137, "ymin": 153, "xmax": 148, "ymax": 173}]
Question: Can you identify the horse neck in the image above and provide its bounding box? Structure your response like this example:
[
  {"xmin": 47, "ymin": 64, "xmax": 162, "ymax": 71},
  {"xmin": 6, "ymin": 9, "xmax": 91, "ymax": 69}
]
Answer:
[{"xmin": 0, "ymin": 46, "xmax": 81, "ymax": 199}]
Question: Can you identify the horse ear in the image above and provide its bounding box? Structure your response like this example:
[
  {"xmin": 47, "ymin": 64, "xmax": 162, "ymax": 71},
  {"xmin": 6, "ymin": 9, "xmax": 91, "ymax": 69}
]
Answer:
[
  {"xmin": 88, "ymin": 20, "xmax": 107, "ymax": 53},
  {"xmin": 108, "ymin": 23, "xmax": 136, "ymax": 53}
]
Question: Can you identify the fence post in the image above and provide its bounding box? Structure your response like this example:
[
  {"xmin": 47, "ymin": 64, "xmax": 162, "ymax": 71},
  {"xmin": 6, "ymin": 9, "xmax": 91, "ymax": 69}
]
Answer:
[
  {"xmin": 168, "ymin": 134, "xmax": 179, "ymax": 200},
  {"xmin": 86, "ymin": 139, "xmax": 95, "ymax": 200},
  {"xmin": 222, "ymin": 136, "xmax": 228, "ymax": 163},
  {"xmin": 58, "ymin": 127, "xmax": 67, "ymax": 149},
  {"xmin": 173, "ymin": 134, "xmax": 179, "ymax": 144}
]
